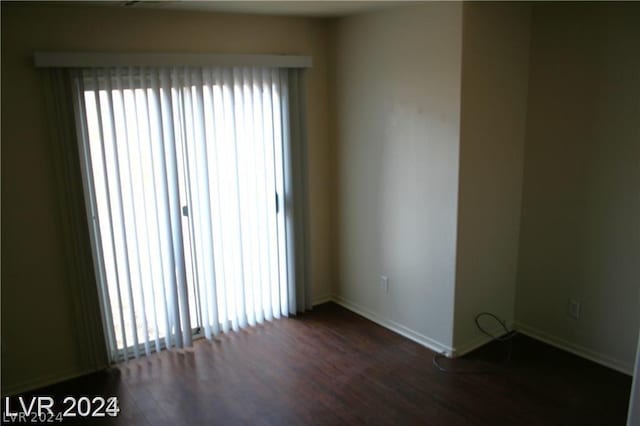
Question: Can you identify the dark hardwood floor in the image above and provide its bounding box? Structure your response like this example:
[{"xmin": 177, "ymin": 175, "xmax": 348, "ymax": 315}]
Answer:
[{"xmin": 5, "ymin": 302, "xmax": 632, "ymax": 425}]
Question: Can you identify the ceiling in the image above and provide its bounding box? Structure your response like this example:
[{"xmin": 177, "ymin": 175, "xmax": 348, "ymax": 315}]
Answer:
[{"xmin": 115, "ymin": 1, "xmax": 409, "ymax": 17}]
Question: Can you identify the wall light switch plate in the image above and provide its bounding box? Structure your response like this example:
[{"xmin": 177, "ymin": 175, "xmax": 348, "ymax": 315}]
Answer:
[
  {"xmin": 568, "ymin": 299, "xmax": 581, "ymax": 319},
  {"xmin": 380, "ymin": 276, "xmax": 389, "ymax": 294}
]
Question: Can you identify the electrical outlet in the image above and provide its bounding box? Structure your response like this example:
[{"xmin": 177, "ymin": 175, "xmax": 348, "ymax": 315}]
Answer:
[
  {"xmin": 380, "ymin": 275, "xmax": 389, "ymax": 294},
  {"xmin": 568, "ymin": 299, "xmax": 581, "ymax": 319}
]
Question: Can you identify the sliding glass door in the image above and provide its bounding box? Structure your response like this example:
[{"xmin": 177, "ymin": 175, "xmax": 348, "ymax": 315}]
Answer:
[{"xmin": 76, "ymin": 67, "xmax": 291, "ymax": 361}]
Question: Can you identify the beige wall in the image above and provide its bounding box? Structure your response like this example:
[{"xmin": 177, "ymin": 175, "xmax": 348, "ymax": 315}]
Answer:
[
  {"xmin": 453, "ymin": 3, "xmax": 531, "ymax": 352},
  {"xmin": 1, "ymin": 3, "xmax": 332, "ymax": 394},
  {"xmin": 332, "ymin": 3, "xmax": 463, "ymax": 351},
  {"xmin": 515, "ymin": 3, "xmax": 640, "ymax": 373}
]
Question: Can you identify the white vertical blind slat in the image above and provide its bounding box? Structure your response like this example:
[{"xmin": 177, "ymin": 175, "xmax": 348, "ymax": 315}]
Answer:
[
  {"xmin": 222, "ymin": 68, "xmax": 241, "ymax": 333},
  {"xmin": 135, "ymin": 68, "xmax": 163, "ymax": 355},
  {"xmin": 289, "ymin": 70, "xmax": 306, "ymax": 312},
  {"xmin": 191, "ymin": 68, "xmax": 221, "ymax": 337},
  {"xmin": 152, "ymin": 69, "xmax": 179, "ymax": 350},
  {"xmin": 77, "ymin": 72, "xmax": 120, "ymax": 361},
  {"xmin": 243, "ymin": 67, "xmax": 259, "ymax": 327},
  {"xmin": 271, "ymin": 69, "xmax": 287, "ymax": 319},
  {"xmin": 261, "ymin": 69, "xmax": 275, "ymax": 322},
  {"xmin": 142, "ymin": 72, "xmax": 166, "ymax": 354},
  {"xmin": 231, "ymin": 67, "xmax": 248, "ymax": 330},
  {"xmin": 210, "ymin": 67, "xmax": 231, "ymax": 333},
  {"xmin": 169, "ymin": 67, "xmax": 193, "ymax": 348},
  {"xmin": 178, "ymin": 67, "xmax": 203, "ymax": 339},
  {"xmin": 279, "ymin": 70, "xmax": 297, "ymax": 316},
  {"xmin": 252, "ymin": 67, "xmax": 268, "ymax": 325},
  {"xmin": 198, "ymin": 77, "xmax": 214, "ymax": 340},
  {"xmin": 160, "ymin": 68, "xmax": 186, "ymax": 349},
  {"xmin": 126, "ymin": 67, "xmax": 152, "ymax": 357}
]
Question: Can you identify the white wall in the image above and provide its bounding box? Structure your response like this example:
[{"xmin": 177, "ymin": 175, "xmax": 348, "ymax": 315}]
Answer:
[
  {"xmin": 515, "ymin": 3, "xmax": 640, "ymax": 374},
  {"xmin": 333, "ymin": 3, "xmax": 463, "ymax": 351},
  {"xmin": 453, "ymin": 3, "xmax": 531, "ymax": 353}
]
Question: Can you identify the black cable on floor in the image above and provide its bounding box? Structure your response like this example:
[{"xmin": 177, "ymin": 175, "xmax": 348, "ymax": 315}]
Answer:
[{"xmin": 432, "ymin": 312, "xmax": 518, "ymax": 374}]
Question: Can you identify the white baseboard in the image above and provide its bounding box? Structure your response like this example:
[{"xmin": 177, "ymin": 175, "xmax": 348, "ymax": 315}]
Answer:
[
  {"xmin": 312, "ymin": 295, "xmax": 334, "ymax": 306},
  {"xmin": 515, "ymin": 321, "xmax": 633, "ymax": 376},
  {"xmin": 321, "ymin": 297, "xmax": 633, "ymax": 375},
  {"xmin": 332, "ymin": 295, "xmax": 454, "ymax": 357},
  {"xmin": 451, "ymin": 322, "xmax": 514, "ymax": 358},
  {"xmin": 2, "ymin": 366, "xmax": 100, "ymax": 396}
]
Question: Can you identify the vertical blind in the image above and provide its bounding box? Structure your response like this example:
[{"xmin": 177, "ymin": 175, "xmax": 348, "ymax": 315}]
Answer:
[{"xmin": 70, "ymin": 65, "xmax": 311, "ymax": 362}]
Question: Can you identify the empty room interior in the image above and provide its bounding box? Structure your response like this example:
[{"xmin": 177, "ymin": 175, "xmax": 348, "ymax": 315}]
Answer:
[{"xmin": 2, "ymin": 1, "xmax": 639, "ymax": 424}]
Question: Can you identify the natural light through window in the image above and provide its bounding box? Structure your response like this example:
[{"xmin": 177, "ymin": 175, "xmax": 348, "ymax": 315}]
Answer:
[{"xmin": 81, "ymin": 67, "xmax": 290, "ymax": 360}]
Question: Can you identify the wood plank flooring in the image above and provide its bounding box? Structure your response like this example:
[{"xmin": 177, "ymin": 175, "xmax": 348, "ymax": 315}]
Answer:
[{"xmin": 5, "ymin": 302, "xmax": 632, "ymax": 425}]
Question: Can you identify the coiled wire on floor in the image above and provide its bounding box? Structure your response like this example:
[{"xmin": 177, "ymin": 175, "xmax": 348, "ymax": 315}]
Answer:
[{"xmin": 432, "ymin": 312, "xmax": 518, "ymax": 374}]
